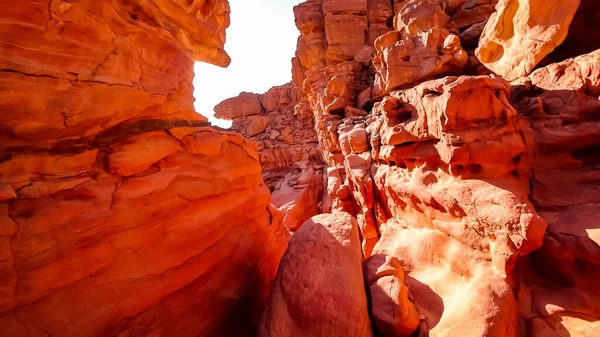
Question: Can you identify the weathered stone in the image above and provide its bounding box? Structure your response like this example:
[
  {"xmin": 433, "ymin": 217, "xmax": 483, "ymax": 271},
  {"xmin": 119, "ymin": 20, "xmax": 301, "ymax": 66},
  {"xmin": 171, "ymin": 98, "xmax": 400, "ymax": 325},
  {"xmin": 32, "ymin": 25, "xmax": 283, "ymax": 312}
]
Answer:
[
  {"xmin": 510, "ymin": 50, "xmax": 600, "ymax": 336},
  {"xmin": 246, "ymin": 116, "xmax": 270, "ymax": 136},
  {"xmin": 364, "ymin": 255, "xmax": 420, "ymax": 337},
  {"xmin": 214, "ymin": 92, "xmax": 264, "ymax": 119},
  {"xmin": 373, "ymin": 0, "xmax": 468, "ymax": 97},
  {"xmin": 288, "ymin": 1, "xmax": 600, "ymax": 336},
  {"xmin": 476, "ymin": 0, "xmax": 580, "ymax": 80},
  {"xmin": 258, "ymin": 212, "xmax": 374, "ymax": 337},
  {"xmin": 0, "ymin": 1, "xmax": 287, "ymax": 336},
  {"xmin": 215, "ymin": 83, "xmax": 325, "ymax": 232}
]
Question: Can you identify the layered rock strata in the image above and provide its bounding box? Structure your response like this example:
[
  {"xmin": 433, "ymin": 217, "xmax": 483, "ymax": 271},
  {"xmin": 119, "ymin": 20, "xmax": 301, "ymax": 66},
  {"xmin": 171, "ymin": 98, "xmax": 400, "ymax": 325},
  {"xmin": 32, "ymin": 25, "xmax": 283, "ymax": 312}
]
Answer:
[{"xmin": 0, "ymin": 1, "xmax": 287, "ymax": 336}]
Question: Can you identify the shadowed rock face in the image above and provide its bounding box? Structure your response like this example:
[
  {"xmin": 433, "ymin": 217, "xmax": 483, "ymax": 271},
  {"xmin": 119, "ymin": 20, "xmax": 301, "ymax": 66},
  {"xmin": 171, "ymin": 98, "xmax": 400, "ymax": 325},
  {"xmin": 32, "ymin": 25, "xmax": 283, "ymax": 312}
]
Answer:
[
  {"xmin": 258, "ymin": 212, "xmax": 374, "ymax": 337},
  {"xmin": 0, "ymin": 1, "xmax": 288, "ymax": 336},
  {"xmin": 510, "ymin": 50, "xmax": 600, "ymax": 336}
]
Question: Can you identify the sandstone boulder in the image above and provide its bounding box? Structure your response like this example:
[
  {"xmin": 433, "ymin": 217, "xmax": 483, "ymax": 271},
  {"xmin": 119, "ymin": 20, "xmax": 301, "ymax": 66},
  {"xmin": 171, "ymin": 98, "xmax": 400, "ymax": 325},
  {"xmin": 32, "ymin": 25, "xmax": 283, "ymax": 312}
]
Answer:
[
  {"xmin": 373, "ymin": 0, "xmax": 468, "ymax": 97},
  {"xmin": 364, "ymin": 254, "xmax": 420, "ymax": 337},
  {"xmin": 258, "ymin": 212, "xmax": 374, "ymax": 337},
  {"xmin": 214, "ymin": 92, "xmax": 264, "ymax": 119},
  {"xmin": 246, "ymin": 116, "xmax": 270, "ymax": 136}
]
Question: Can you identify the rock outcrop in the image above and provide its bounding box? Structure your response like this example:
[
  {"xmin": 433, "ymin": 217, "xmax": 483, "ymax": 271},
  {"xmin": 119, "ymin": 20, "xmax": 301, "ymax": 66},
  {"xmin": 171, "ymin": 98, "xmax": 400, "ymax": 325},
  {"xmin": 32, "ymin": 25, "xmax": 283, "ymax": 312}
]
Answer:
[
  {"xmin": 476, "ymin": 0, "xmax": 580, "ymax": 80},
  {"xmin": 364, "ymin": 254, "xmax": 420, "ymax": 337},
  {"xmin": 258, "ymin": 212, "xmax": 373, "ymax": 337},
  {"xmin": 373, "ymin": 0, "xmax": 468, "ymax": 97},
  {"xmin": 366, "ymin": 75, "xmax": 545, "ymax": 336},
  {"xmin": 0, "ymin": 1, "xmax": 287, "ymax": 336},
  {"xmin": 537, "ymin": 0, "xmax": 600, "ymax": 67},
  {"xmin": 286, "ymin": 0, "xmax": 599, "ymax": 336},
  {"xmin": 214, "ymin": 83, "xmax": 326, "ymax": 230}
]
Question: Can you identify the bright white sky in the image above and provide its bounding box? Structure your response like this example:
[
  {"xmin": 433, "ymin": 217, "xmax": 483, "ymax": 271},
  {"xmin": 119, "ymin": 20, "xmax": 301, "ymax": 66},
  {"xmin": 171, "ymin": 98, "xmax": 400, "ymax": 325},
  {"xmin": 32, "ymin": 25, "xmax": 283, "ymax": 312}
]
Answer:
[{"xmin": 193, "ymin": 0, "xmax": 304, "ymax": 127}]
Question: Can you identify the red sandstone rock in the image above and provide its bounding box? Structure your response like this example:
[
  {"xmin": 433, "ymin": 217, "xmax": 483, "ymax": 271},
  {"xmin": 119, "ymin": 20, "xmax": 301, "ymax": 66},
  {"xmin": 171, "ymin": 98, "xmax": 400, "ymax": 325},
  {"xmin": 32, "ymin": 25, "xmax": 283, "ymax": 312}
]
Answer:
[
  {"xmin": 258, "ymin": 212, "xmax": 374, "ymax": 337},
  {"xmin": 245, "ymin": 116, "xmax": 270, "ymax": 136},
  {"xmin": 538, "ymin": 0, "xmax": 600, "ymax": 67},
  {"xmin": 365, "ymin": 76, "xmax": 546, "ymax": 336},
  {"xmin": 364, "ymin": 254, "xmax": 420, "ymax": 337},
  {"xmin": 366, "ymin": 0, "xmax": 394, "ymax": 45},
  {"xmin": 373, "ymin": 0, "xmax": 468, "ymax": 97},
  {"xmin": 288, "ymin": 0, "xmax": 599, "ymax": 336},
  {"xmin": 215, "ymin": 83, "xmax": 325, "ymax": 231},
  {"xmin": 510, "ymin": 50, "xmax": 600, "ymax": 334},
  {"xmin": 214, "ymin": 92, "xmax": 264, "ymax": 119},
  {"xmin": 323, "ymin": 0, "xmax": 369, "ymax": 63},
  {"xmin": 476, "ymin": 0, "xmax": 581, "ymax": 80},
  {"xmin": 3, "ymin": 0, "xmax": 599, "ymax": 335},
  {"xmin": 0, "ymin": 1, "xmax": 288, "ymax": 336}
]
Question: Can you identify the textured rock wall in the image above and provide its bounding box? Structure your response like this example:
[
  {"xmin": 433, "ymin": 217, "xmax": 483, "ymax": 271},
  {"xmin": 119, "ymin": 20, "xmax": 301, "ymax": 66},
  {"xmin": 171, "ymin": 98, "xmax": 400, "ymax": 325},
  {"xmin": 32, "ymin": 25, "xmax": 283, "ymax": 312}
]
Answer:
[
  {"xmin": 510, "ymin": 50, "xmax": 600, "ymax": 336},
  {"xmin": 278, "ymin": 0, "xmax": 600, "ymax": 336},
  {"xmin": 0, "ymin": 1, "xmax": 287, "ymax": 336},
  {"xmin": 3, "ymin": 0, "xmax": 598, "ymax": 336},
  {"xmin": 215, "ymin": 83, "xmax": 325, "ymax": 230}
]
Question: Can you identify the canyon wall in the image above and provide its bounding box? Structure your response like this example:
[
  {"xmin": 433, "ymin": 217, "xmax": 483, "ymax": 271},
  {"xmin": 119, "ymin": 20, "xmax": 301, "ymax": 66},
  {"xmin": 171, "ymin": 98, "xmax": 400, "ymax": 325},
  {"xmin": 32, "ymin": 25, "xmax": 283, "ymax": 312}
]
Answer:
[
  {"xmin": 214, "ymin": 83, "xmax": 326, "ymax": 230},
  {"xmin": 252, "ymin": 0, "xmax": 599, "ymax": 336},
  {"xmin": 0, "ymin": 1, "xmax": 287, "ymax": 336},
  {"xmin": 1, "ymin": 0, "xmax": 599, "ymax": 336}
]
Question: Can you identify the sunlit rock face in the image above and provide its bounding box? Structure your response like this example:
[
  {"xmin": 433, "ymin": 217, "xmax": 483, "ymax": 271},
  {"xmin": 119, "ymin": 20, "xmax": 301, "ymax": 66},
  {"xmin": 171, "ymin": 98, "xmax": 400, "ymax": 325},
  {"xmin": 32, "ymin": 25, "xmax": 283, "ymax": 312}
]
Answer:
[
  {"xmin": 0, "ymin": 1, "xmax": 288, "ymax": 336},
  {"xmin": 510, "ymin": 50, "xmax": 600, "ymax": 336},
  {"xmin": 282, "ymin": 0, "xmax": 600, "ymax": 336},
  {"xmin": 476, "ymin": 0, "xmax": 580, "ymax": 81},
  {"xmin": 372, "ymin": 0, "xmax": 468, "ymax": 97}
]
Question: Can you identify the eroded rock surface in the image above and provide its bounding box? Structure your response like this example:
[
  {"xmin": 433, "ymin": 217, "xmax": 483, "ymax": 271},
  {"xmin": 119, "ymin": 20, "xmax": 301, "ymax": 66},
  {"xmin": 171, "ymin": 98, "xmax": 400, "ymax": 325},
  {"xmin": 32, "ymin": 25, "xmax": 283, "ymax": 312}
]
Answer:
[
  {"xmin": 288, "ymin": 0, "xmax": 599, "ymax": 336},
  {"xmin": 214, "ymin": 83, "xmax": 326, "ymax": 230},
  {"xmin": 373, "ymin": 0, "xmax": 468, "ymax": 97},
  {"xmin": 0, "ymin": 1, "xmax": 287, "ymax": 336},
  {"xmin": 2, "ymin": 0, "xmax": 599, "ymax": 336},
  {"xmin": 476, "ymin": 0, "xmax": 581, "ymax": 80},
  {"xmin": 258, "ymin": 212, "xmax": 373, "ymax": 337},
  {"xmin": 365, "ymin": 75, "xmax": 546, "ymax": 336},
  {"xmin": 364, "ymin": 254, "xmax": 420, "ymax": 337}
]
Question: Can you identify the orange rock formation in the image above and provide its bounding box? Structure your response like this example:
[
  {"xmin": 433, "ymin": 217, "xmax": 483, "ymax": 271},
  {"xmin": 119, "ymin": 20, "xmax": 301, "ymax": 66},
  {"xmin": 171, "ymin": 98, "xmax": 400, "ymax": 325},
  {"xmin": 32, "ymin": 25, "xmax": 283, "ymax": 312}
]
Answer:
[
  {"xmin": 0, "ymin": 1, "xmax": 287, "ymax": 336},
  {"xmin": 254, "ymin": 0, "xmax": 598, "ymax": 336},
  {"xmin": 214, "ymin": 83, "xmax": 326, "ymax": 230},
  {"xmin": 258, "ymin": 212, "xmax": 373, "ymax": 337},
  {"xmin": 2, "ymin": 0, "xmax": 599, "ymax": 336}
]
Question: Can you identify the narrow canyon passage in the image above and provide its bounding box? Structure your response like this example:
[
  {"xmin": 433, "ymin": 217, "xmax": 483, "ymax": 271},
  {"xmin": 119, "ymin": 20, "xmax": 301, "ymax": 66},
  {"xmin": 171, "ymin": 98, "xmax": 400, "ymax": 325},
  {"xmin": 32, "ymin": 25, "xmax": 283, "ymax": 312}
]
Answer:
[{"xmin": 0, "ymin": 0, "xmax": 599, "ymax": 337}]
